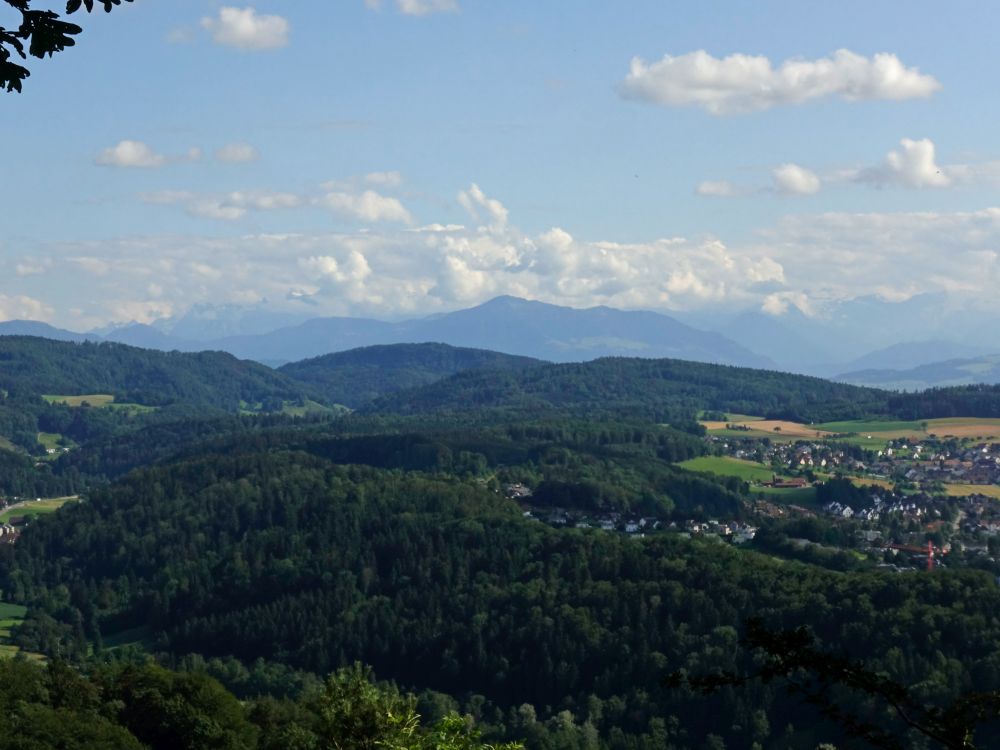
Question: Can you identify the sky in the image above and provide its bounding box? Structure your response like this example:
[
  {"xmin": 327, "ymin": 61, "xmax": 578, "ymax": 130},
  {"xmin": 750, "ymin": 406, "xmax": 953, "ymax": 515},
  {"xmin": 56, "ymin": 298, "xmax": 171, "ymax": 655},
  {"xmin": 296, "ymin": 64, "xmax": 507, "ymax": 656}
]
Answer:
[{"xmin": 2, "ymin": 0, "xmax": 1000, "ymax": 329}]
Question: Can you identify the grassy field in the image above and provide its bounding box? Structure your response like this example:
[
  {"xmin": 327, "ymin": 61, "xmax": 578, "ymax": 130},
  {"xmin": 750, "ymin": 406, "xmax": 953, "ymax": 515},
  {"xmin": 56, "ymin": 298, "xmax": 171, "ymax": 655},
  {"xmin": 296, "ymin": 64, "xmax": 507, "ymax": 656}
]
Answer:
[
  {"xmin": 755, "ymin": 485, "xmax": 819, "ymax": 506},
  {"xmin": 0, "ymin": 436, "xmax": 16, "ymax": 453},
  {"xmin": 926, "ymin": 418, "xmax": 1000, "ymax": 440},
  {"xmin": 679, "ymin": 456, "xmax": 776, "ymax": 482},
  {"xmin": 0, "ymin": 602, "xmax": 27, "ymax": 659},
  {"xmin": 850, "ymin": 476, "xmax": 895, "ymax": 490},
  {"xmin": 43, "ymin": 394, "xmax": 156, "ymax": 415},
  {"xmin": 705, "ymin": 416, "xmax": 1000, "ymax": 446},
  {"xmin": 280, "ymin": 399, "xmax": 341, "ymax": 417},
  {"xmin": 36, "ymin": 431, "xmax": 67, "ymax": 453},
  {"xmin": 702, "ymin": 419, "xmax": 835, "ymax": 438},
  {"xmin": 697, "ymin": 411, "xmax": 764, "ymax": 422},
  {"xmin": 0, "ymin": 496, "xmax": 79, "ymax": 523},
  {"xmin": 102, "ymin": 625, "xmax": 153, "ymax": 651},
  {"xmin": 814, "ymin": 419, "xmax": 924, "ymax": 434},
  {"xmin": 942, "ymin": 483, "xmax": 1000, "ymax": 499},
  {"xmin": 43, "ymin": 393, "xmax": 115, "ymax": 407}
]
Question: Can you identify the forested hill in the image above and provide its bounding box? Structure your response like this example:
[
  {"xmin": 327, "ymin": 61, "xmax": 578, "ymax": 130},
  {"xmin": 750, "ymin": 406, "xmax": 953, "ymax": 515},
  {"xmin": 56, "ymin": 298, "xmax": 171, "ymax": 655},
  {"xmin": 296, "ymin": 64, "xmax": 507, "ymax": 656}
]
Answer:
[
  {"xmin": 0, "ymin": 336, "xmax": 319, "ymax": 411},
  {"xmin": 365, "ymin": 356, "xmax": 893, "ymax": 423},
  {"xmin": 278, "ymin": 342, "xmax": 545, "ymax": 408}
]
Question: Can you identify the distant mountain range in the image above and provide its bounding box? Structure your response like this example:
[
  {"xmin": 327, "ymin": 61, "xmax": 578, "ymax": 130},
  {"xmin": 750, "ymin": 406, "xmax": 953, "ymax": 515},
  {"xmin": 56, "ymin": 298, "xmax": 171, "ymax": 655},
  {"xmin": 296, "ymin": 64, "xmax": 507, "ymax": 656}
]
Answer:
[
  {"xmin": 5, "ymin": 297, "xmax": 776, "ymax": 370},
  {"xmin": 6, "ymin": 296, "xmax": 1000, "ymax": 386},
  {"xmin": 839, "ymin": 354, "xmax": 1000, "ymax": 390}
]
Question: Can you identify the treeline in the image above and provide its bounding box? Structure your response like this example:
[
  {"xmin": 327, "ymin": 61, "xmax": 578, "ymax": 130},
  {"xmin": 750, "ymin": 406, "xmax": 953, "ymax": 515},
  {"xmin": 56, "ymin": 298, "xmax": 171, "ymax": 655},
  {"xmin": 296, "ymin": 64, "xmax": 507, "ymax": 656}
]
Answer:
[
  {"xmin": 5, "ymin": 447, "xmax": 1000, "ymax": 748},
  {"xmin": 279, "ymin": 342, "xmax": 543, "ymax": 408},
  {"xmin": 365, "ymin": 357, "xmax": 891, "ymax": 423},
  {"xmin": 0, "ymin": 336, "xmax": 319, "ymax": 411},
  {"xmin": 0, "ymin": 658, "xmax": 517, "ymax": 750}
]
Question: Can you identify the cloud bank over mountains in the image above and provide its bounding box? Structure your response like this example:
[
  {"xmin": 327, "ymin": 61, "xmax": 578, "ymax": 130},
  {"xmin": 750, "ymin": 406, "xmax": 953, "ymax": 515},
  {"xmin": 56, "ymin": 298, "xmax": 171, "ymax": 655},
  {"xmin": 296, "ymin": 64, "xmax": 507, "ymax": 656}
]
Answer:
[{"xmin": 7, "ymin": 174, "xmax": 1000, "ymax": 330}]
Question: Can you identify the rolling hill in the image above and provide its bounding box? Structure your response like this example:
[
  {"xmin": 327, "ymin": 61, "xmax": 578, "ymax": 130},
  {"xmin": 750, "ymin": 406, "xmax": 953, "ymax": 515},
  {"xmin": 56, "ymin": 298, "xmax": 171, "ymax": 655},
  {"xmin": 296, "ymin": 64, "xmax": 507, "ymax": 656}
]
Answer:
[
  {"xmin": 0, "ymin": 336, "xmax": 320, "ymax": 412},
  {"xmin": 278, "ymin": 342, "xmax": 544, "ymax": 408},
  {"xmin": 365, "ymin": 356, "xmax": 891, "ymax": 423}
]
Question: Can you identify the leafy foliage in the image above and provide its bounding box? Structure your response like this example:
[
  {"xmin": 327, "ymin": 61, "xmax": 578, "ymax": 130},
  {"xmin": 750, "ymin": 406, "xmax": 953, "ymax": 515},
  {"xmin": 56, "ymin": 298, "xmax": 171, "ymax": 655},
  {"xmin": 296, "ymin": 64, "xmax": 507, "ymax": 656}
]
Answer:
[{"xmin": 1, "ymin": 0, "xmax": 132, "ymax": 93}]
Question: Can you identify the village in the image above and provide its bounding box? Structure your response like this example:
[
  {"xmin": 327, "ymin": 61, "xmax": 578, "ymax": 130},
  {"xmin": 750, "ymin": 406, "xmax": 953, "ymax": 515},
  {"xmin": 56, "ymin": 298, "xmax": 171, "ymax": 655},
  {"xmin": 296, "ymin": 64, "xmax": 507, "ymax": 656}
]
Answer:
[{"xmin": 500, "ymin": 428, "xmax": 1000, "ymax": 574}]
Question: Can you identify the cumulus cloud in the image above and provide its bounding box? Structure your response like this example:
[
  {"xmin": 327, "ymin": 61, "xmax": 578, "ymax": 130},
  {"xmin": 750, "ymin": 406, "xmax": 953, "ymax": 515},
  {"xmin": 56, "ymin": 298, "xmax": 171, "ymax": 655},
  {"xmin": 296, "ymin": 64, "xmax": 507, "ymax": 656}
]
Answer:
[
  {"xmin": 365, "ymin": 171, "xmax": 403, "ymax": 188},
  {"xmin": 771, "ymin": 163, "xmax": 822, "ymax": 195},
  {"xmin": 855, "ymin": 137, "xmax": 951, "ymax": 188},
  {"xmin": 395, "ymin": 0, "xmax": 459, "ymax": 15},
  {"xmin": 761, "ymin": 291, "xmax": 815, "ymax": 316},
  {"xmin": 321, "ymin": 190, "xmax": 413, "ymax": 224},
  {"xmin": 24, "ymin": 180, "xmax": 1000, "ymax": 329},
  {"xmin": 696, "ymin": 180, "xmax": 740, "ymax": 198},
  {"xmin": 201, "ymin": 7, "xmax": 290, "ymax": 50},
  {"xmin": 14, "ymin": 259, "xmax": 51, "ymax": 276},
  {"xmin": 0, "ymin": 294, "xmax": 53, "ymax": 322},
  {"xmin": 215, "ymin": 143, "xmax": 260, "ymax": 163},
  {"xmin": 457, "ymin": 184, "xmax": 508, "ymax": 232},
  {"xmin": 620, "ymin": 49, "xmax": 940, "ymax": 115},
  {"xmin": 95, "ymin": 140, "xmax": 167, "ymax": 168},
  {"xmin": 142, "ymin": 190, "xmax": 303, "ymax": 221}
]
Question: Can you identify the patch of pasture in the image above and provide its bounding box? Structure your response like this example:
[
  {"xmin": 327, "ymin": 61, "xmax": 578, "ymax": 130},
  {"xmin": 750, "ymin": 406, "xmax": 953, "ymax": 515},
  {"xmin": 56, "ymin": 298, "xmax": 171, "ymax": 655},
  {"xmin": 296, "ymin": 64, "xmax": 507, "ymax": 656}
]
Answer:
[
  {"xmin": 941, "ymin": 483, "xmax": 1000, "ymax": 499},
  {"xmin": 43, "ymin": 393, "xmax": 115, "ymax": 407},
  {"xmin": 679, "ymin": 456, "xmax": 775, "ymax": 483},
  {"xmin": 0, "ymin": 496, "xmax": 79, "ymax": 523}
]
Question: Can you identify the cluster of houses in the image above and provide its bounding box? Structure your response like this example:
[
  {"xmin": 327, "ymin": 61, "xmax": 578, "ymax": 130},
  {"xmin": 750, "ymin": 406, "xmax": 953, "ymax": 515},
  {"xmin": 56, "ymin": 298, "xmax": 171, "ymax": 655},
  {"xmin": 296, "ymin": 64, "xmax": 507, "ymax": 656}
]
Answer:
[
  {"xmin": 504, "ymin": 483, "xmax": 759, "ymax": 544},
  {"xmin": 714, "ymin": 434, "xmax": 1000, "ymax": 493},
  {"xmin": 822, "ymin": 496, "xmax": 928, "ymax": 522}
]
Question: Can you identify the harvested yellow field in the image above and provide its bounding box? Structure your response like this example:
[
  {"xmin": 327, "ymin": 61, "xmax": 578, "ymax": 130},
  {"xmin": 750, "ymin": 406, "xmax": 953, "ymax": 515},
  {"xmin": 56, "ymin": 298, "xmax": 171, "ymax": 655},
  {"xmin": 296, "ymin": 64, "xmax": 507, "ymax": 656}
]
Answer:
[
  {"xmin": 851, "ymin": 477, "xmax": 895, "ymax": 490},
  {"xmin": 702, "ymin": 419, "xmax": 835, "ymax": 438},
  {"xmin": 942, "ymin": 483, "xmax": 1000, "ymax": 499},
  {"xmin": 926, "ymin": 418, "xmax": 1000, "ymax": 440}
]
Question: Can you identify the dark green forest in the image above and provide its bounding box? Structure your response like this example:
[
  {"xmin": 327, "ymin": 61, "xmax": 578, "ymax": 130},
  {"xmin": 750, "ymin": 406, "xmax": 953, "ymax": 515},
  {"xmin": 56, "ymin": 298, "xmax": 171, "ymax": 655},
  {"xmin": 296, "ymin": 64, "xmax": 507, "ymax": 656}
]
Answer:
[
  {"xmin": 3, "ymin": 338, "xmax": 1000, "ymax": 748},
  {"xmin": 278, "ymin": 343, "xmax": 543, "ymax": 408}
]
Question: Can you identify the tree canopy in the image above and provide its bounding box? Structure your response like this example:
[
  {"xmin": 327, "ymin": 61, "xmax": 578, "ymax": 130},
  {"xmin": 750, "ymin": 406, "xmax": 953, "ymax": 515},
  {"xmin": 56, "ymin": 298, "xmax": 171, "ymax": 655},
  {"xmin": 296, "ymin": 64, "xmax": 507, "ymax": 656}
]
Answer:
[{"xmin": 1, "ymin": 0, "xmax": 132, "ymax": 93}]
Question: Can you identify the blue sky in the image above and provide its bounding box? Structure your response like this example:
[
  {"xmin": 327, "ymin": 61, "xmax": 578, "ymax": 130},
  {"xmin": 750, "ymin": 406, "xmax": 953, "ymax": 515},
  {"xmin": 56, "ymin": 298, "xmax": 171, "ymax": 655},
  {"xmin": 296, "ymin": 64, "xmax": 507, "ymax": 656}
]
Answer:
[{"xmin": 3, "ymin": 0, "xmax": 1000, "ymax": 327}]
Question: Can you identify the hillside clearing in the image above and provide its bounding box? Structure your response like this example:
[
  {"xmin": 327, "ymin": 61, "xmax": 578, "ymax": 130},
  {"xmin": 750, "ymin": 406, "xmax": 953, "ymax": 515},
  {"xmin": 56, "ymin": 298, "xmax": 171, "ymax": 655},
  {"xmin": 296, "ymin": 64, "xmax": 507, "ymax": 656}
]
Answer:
[
  {"xmin": 679, "ymin": 456, "xmax": 775, "ymax": 482},
  {"xmin": 0, "ymin": 496, "xmax": 80, "ymax": 523},
  {"xmin": 42, "ymin": 393, "xmax": 115, "ymax": 407}
]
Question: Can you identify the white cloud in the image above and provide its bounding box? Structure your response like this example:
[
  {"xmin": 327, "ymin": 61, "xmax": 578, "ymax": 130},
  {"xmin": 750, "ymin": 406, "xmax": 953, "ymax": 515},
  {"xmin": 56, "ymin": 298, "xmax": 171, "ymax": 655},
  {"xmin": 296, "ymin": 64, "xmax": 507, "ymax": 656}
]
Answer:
[
  {"xmin": 620, "ymin": 49, "xmax": 940, "ymax": 115},
  {"xmin": 365, "ymin": 171, "xmax": 403, "ymax": 188},
  {"xmin": 142, "ymin": 190, "xmax": 303, "ymax": 221},
  {"xmin": 771, "ymin": 163, "xmax": 821, "ymax": 195},
  {"xmin": 96, "ymin": 140, "xmax": 167, "ymax": 168},
  {"xmin": 321, "ymin": 190, "xmax": 413, "ymax": 224},
  {"xmin": 201, "ymin": 7, "xmax": 290, "ymax": 50},
  {"xmin": 25, "ymin": 182, "xmax": 1000, "ymax": 329},
  {"xmin": 216, "ymin": 143, "xmax": 260, "ymax": 163},
  {"xmin": 855, "ymin": 137, "xmax": 951, "ymax": 188},
  {"xmin": 14, "ymin": 259, "xmax": 51, "ymax": 276},
  {"xmin": 761, "ymin": 291, "xmax": 815, "ymax": 316},
  {"xmin": 696, "ymin": 180, "xmax": 739, "ymax": 198},
  {"xmin": 457, "ymin": 184, "xmax": 508, "ymax": 232},
  {"xmin": 396, "ymin": 0, "xmax": 458, "ymax": 16},
  {"xmin": 0, "ymin": 294, "xmax": 53, "ymax": 322}
]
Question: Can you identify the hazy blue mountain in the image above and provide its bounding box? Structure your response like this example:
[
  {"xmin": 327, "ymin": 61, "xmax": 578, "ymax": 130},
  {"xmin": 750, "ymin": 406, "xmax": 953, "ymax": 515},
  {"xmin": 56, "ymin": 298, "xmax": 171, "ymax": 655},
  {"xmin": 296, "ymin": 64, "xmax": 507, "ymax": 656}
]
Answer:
[
  {"xmin": 840, "ymin": 340, "xmax": 996, "ymax": 374},
  {"xmin": 103, "ymin": 323, "xmax": 198, "ymax": 351},
  {"xmin": 838, "ymin": 354, "xmax": 1000, "ymax": 390},
  {"xmin": 2, "ymin": 297, "xmax": 776, "ymax": 368},
  {"xmin": 0, "ymin": 320, "xmax": 93, "ymax": 343},
  {"xmin": 690, "ymin": 310, "xmax": 835, "ymax": 374},
  {"xmin": 156, "ymin": 303, "xmax": 314, "ymax": 341},
  {"xmin": 279, "ymin": 342, "xmax": 544, "ymax": 407},
  {"xmin": 212, "ymin": 315, "xmax": 399, "ymax": 363}
]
